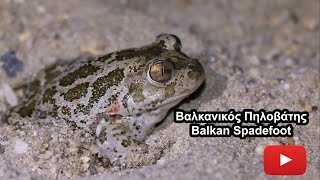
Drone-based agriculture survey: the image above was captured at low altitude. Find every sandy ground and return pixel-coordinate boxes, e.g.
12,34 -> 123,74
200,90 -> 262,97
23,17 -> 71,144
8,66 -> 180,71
0,0 -> 319,179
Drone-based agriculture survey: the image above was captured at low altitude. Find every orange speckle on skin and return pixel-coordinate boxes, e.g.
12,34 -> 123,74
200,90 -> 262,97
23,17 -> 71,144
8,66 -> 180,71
106,103 -> 120,114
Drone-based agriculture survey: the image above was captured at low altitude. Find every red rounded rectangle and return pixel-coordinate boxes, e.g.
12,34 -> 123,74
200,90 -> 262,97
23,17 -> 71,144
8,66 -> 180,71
264,145 -> 306,175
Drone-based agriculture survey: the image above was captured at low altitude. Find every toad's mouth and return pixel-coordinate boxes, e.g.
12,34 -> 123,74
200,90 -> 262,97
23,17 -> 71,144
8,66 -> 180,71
160,77 -> 205,109
149,86 -> 202,112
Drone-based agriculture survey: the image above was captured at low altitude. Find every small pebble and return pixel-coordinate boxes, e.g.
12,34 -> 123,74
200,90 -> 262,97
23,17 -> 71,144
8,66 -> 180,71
89,145 -> 98,154
89,165 -> 98,175
269,11 -> 289,26
51,155 -> 58,163
284,58 -> 295,66
37,5 -> 46,14
19,30 -> 32,42
80,156 -> 91,163
80,47 -> 105,55
255,140 -> 281,155
249,95 -> 259,103
0,83 -> 18,107
209,55 -> 216,62
302,17 -> 319,30
283,83 -> 290,90
14,140 -> 29,154
312,106 -> 318,112
304,103 -> 313,112
156,159 -> 166,165
0,144 -> 5,154
287,137 -> 295,145
248,55 -> 260,65
82,163 -> 90,170
293,136 -> 299,141
42,151 -> 53,160
31,165 -> 39,172
66,147 -> 78,154
255,145 -> 265,156
0,51 -> 24,77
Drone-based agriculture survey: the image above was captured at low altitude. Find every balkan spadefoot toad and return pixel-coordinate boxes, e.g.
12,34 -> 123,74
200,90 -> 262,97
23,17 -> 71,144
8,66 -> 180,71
7,34 -> 205,163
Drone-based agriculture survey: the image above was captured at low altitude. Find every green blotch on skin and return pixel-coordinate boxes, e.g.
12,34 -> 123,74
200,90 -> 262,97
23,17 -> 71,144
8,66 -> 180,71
116,45 -> 163,61
132,139 -> 143,146
108,92 -> 120,105
28,80 -> 41,94
62,82 -> 90,102
89,122 -> 99,134
36,104 -> 59,118
48,105 -> 59,117
129,83 -> 145,102
111,123 -> 130,137
44,64 -> 63,84
91,68 -> 124,103
38,111 -> 48,118
121,139 -> 131,147
17,100 -> 36,118
131,64 -> 144,73
43,86 -> 57,104
173,41 -> 181,52
24,80 -> 41,99
59,64 -> 100,86
96,112 -> 108,120
165,82 -> 176,98
75,104 -> 92,115
96,53 -> 113,62
61,106 -> 71,116
98,127 -> 108,143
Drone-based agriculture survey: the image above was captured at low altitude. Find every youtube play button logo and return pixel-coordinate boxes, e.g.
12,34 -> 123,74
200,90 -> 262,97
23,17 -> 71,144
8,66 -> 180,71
264,145 -> 306,175
280,154 -> 292,166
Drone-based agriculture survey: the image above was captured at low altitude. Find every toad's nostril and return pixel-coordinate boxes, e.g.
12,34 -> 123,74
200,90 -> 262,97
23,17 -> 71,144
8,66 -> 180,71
187,64 -> 200,72
187,61 -> 205,81
187,65 -> 201,79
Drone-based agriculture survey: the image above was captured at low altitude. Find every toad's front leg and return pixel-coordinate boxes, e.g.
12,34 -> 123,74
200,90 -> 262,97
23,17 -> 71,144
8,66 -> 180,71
95,117 -> 150,163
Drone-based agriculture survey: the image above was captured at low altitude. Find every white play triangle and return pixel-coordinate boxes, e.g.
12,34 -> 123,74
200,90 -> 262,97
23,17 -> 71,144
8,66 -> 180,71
280,154 -> 292,166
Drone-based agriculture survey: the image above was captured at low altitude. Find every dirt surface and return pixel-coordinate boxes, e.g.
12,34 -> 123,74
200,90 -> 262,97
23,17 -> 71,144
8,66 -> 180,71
0,0 -> 319,179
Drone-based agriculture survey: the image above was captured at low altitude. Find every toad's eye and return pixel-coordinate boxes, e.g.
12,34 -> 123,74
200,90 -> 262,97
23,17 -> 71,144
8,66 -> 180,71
148,61 -> 173,83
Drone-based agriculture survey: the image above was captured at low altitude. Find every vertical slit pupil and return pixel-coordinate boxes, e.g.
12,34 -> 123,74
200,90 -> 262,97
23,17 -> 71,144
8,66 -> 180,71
161,65 -> 164,78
